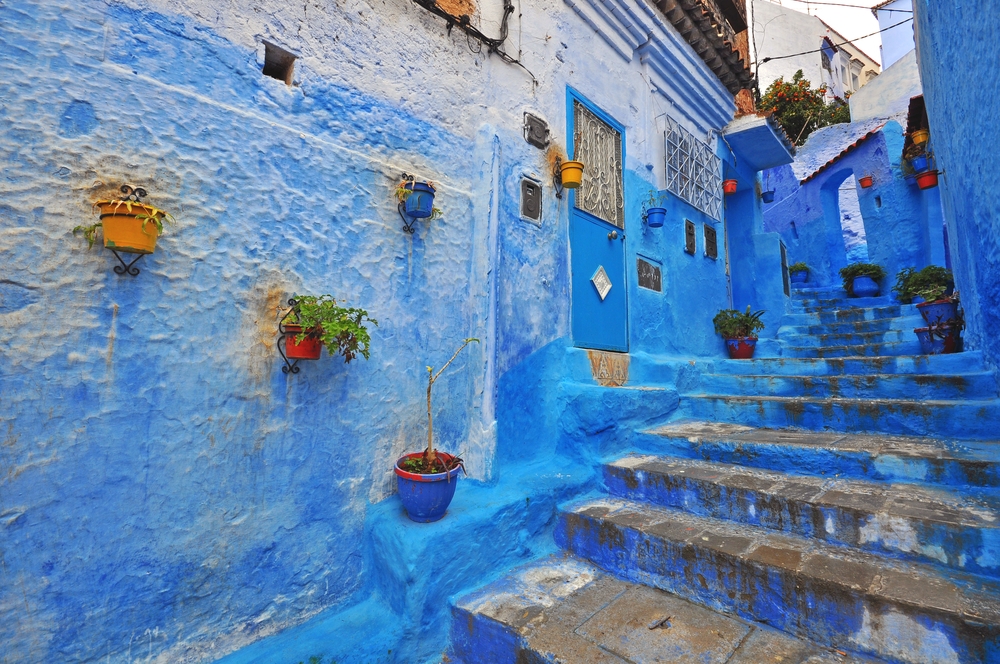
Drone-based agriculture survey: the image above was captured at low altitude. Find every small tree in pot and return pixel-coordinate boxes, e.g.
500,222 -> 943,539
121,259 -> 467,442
713,306 -> 766,359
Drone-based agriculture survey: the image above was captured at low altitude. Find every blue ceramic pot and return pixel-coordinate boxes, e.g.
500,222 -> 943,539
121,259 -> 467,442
645,207 -> 666,228
394,452 -> 461,522
911,155 -> 929,172
917,300 -> 960,325
761,190 -> 775,203
851,275 -> 879,297
790,270 -> 808,284
915,324 -> 962,354
402,182 -> 436,219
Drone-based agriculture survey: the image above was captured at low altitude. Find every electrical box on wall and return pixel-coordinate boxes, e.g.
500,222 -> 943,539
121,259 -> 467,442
521,177 -> 542,223
523,113 -> 550,149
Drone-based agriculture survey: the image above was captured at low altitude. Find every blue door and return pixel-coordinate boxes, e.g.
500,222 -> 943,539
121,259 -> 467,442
569,92 -> 628,351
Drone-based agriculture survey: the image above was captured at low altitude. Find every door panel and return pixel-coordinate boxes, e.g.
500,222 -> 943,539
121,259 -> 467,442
569,93 -> 628,352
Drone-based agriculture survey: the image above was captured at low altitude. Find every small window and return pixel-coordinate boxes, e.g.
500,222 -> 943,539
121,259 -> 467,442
704,224 -> 718,260
263,42 -> 296,85
684,220 -> 696,255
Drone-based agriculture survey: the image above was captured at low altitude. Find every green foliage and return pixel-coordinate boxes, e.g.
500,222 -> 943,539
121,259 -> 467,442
286,295 -> 377,363
713,305 -> 766,339
839,262 -> 887,295
73,200 -> 175,249
644,190 -> 666,209
892,265 -> 953,303
788,262 -> 809,273
760,70 -> 851,145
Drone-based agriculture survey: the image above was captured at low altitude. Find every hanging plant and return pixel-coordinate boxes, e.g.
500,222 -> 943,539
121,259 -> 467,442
74,186 -> 175,255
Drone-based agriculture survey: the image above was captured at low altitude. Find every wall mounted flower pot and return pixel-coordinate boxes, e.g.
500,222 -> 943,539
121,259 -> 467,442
644,207 -> 666,228
761,190 -> 775,203
858,176 -> 874,189
96,201 -> 163,254
402,182 -> 437,219
916,170 -> 939,190
910,155 -> 929,172
915,324 -> 962,354
790,269 -> 809,284
916,299 -> 960,326
560,161 -> 584,189
911,129 -> 930,145
851,275 -> 880,297
283,324 -> 323,360
723,179 -> 738,195
725,337 -> 757,359
394,452 -> 461,522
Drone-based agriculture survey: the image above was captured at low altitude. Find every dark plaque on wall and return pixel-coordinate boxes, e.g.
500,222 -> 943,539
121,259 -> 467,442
637,257 -> 662,292
704,224 -> 718,260
684,219 -> 696,255
521,178 -> 542,222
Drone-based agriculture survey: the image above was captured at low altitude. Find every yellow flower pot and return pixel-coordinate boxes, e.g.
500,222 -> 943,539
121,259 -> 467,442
911,129 -> 929,145
96,201 -> 163,254
560,160 -> 584,189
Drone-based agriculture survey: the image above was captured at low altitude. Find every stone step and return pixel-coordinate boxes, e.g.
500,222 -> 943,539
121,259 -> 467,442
450,555 -> 876,664
556,498 -> 1000,664
783,340 -> 922,358
679,394 -> 1000,440
792,295 -> 895,311
689,372 -> 999,401
636,421 -> 1000,489
782,305 -> 907,326
781,318 -> 905,336
604,455 -> 1000,577
702,352 -> 988,376
779,329 -> 909,348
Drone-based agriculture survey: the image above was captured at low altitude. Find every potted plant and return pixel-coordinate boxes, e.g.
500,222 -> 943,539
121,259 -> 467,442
394,175 -> 443,220
858,175 -> 874,189
839,262 -> 886,297
916,170 -> 939,190
788,261 -> 810,284
394,338 -> 479,522
911,128 -> 930,145
281,295 -> 377,363
723,179 -> 738,195
892,265 -> 953,305
73,186 -> 174,255
713,306 -> 765,359
916,287 -> 960,327
642,191 -> 667,228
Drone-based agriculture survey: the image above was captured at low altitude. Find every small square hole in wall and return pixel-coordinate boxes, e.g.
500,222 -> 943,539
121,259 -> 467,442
262,42 -> 296,85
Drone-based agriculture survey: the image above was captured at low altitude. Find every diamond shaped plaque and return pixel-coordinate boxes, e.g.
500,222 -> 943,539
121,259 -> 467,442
591,265 -> 612,301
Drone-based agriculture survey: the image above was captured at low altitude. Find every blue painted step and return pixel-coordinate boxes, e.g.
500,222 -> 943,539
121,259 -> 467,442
556,498 -> 1000,664
780,329 -> 908,348
688,371 -> 999,400
699,352 -> 988,376
679,394 -> 1000,439
782,339 -> 923,358
604,455 -> 1000,578
634,421 -> 1000,489
783,305 -> 907,326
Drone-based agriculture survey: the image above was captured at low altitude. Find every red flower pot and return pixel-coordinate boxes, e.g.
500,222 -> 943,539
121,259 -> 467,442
723,179 -> 738,195
916,170 -> 939,190
858,176 -> 874,188
725,337 -> 757,359
284,324 -> 322,360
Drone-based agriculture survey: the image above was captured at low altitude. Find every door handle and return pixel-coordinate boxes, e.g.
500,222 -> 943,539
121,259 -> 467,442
608,230 -> 618,240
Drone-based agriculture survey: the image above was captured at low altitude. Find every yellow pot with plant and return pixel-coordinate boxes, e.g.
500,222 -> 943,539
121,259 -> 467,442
74,186 -> 174,255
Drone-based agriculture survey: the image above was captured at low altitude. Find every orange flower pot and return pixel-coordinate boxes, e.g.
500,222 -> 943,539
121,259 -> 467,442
560,161 -> 584,189
911,129 -> 929,145
95,201 -> 163,254
723,179 -> 738,195
916,170 -> 939,190
859,176 -> 874,188
284,325 -> 323,360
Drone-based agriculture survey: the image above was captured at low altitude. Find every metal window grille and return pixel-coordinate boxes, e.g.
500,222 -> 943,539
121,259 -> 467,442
574,101 -> 625,229
664,115 -> 722,221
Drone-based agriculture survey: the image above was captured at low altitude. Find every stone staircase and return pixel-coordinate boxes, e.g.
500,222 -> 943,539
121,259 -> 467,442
449,287 -> 1000,663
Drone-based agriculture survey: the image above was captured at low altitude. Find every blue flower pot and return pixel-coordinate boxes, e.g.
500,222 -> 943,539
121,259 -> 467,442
402,182 -> 436,219
394,452 -> 461,522
761,190 -> 775,204
790,270 -> 808,284
917,300 -> 960,325
911,155 -> 929,172
851,275 -> 879,297
915,325 -> 962,354
645,207 -> 666,228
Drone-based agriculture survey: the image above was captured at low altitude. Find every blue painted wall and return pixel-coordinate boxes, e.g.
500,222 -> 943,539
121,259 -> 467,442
913,0 -> 1000,371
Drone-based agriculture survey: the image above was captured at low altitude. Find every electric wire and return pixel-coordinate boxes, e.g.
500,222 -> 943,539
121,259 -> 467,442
754,16 -> 913,65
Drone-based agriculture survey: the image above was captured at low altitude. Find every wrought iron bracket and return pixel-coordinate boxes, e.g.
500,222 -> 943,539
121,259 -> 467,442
277,298 -> 301,374
109,250 -> 145,276
553,156 -> 564,199
397,202 -> 417,234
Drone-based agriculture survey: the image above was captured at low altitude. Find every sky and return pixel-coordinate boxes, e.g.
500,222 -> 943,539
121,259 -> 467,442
753,0 -> 884,65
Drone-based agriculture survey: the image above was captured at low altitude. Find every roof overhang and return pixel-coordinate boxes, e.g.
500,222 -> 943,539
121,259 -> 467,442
722,113 -> 796,172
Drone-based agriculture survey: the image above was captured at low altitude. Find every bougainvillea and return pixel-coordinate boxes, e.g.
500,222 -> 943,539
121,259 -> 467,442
760,70 -> 851,145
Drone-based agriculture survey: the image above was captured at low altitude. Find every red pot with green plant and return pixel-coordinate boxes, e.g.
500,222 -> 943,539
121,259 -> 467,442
279,295 -> 377,370
713,306 -> 766,359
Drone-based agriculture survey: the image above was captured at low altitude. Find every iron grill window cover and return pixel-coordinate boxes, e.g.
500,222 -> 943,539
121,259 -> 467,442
664,115 -> 722,221
574,101 -> 625,229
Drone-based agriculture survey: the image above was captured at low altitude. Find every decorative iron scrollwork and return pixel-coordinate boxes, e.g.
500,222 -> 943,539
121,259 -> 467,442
277,298 -> 301,374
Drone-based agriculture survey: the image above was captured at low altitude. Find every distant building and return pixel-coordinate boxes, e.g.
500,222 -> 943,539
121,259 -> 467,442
749,0 -> 880,99
873,0 -> 915,69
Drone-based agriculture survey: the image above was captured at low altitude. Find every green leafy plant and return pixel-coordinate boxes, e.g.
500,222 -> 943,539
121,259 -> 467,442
788,261 -> 809,273
399,338 -> 480,475
73,199 -> 175,249
839,262 -> 886,295
644,190 -> 666,209
713,306 -> 766,339
394,177 -> 443,220
892,265 -> 952,303
286,295 -> 377,363
760,70 -> 851,145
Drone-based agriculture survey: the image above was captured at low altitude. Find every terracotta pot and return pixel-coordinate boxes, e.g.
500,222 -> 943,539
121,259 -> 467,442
916,170 -> 939,190
858,176 -> 874,189
725,337 -> 757,359
911,129 -> 929,145
95,201 -> 163,254
560,161 -> 584,189
284,324 -> 323,360
723,179 -> 738,195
